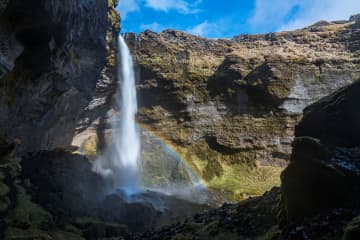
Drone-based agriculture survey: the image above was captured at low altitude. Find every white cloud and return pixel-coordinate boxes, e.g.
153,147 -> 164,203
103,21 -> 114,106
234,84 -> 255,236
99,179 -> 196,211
140,22 -> 167,32
117,0 -> 140,19
249,0 -> 360,32
187,21 -> 222,38
144,0 -> 202,14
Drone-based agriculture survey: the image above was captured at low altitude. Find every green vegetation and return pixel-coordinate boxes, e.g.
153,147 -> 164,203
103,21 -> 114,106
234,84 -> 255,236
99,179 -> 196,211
343,216 -> 360,240
207,164 -> 282,200
83,136 -> 98,156
5,184 -> 53,240
179,142 -> 283,201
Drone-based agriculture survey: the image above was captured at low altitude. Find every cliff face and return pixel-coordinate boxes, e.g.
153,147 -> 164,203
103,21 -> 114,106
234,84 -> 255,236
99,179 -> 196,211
129,18 -> 360,198
0,0 -> 120,153
139,78 -> 360,240
280,81 -> 360,222
0,1 -> 123,239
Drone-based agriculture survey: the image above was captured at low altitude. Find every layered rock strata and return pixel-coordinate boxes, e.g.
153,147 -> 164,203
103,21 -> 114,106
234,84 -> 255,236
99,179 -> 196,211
128,17 -> 360,197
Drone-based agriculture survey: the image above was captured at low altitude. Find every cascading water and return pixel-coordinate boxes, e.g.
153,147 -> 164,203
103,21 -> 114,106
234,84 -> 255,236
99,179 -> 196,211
93,35 -> 141,195
116,35 -> 141,193
93,34 -> 212,205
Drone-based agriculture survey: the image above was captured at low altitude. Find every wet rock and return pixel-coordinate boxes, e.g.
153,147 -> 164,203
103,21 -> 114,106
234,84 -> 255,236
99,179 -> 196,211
22,150 -> 107,221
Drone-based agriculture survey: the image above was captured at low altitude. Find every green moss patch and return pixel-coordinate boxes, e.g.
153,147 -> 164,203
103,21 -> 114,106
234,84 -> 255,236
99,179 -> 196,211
343,216 -> 360,240
5,184 -> 53,239
207,164 -> 282,200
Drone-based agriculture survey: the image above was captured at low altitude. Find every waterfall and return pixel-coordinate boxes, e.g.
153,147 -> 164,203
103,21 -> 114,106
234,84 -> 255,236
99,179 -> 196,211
116,35 -> 141,193
93,35 -> 141,195
93,34 -> 210,204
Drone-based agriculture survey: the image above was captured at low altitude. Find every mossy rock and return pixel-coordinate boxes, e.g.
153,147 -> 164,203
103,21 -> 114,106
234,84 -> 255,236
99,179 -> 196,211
5,227 -> 52,240
343,216 -> 360,240
0,196 -> 10,213
203,157 -> 223,181
255,225 -> 281,240
82,136 -> 98,156
5,185 -> 53,230
0,181 -> 10,196
75,217 -> 128,239
50,230 -> 85,240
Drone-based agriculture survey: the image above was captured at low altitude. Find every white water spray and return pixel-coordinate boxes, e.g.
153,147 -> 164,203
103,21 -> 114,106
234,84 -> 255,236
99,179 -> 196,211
116,35 -> 141,193
92,35 -> 212,205
93,35 -> 141,195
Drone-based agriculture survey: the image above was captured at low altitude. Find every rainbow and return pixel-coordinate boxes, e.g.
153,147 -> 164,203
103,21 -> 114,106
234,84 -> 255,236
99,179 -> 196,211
138,123 -> 207,188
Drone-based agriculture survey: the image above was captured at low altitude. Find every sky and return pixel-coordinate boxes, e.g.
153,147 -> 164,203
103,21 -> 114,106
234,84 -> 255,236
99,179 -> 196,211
117,0 -> 360,38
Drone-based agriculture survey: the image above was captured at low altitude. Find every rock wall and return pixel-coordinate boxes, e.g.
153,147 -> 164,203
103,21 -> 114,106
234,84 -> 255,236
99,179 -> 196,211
139,80 -> 360,240
0,0 -> 120,153
280,80 -> 360,221
128,18 -> 360,198
0,0 -> 123,238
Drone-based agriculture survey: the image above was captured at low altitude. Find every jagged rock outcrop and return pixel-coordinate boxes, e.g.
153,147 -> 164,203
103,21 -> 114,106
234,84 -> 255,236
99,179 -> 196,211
296,81 -> 360,147
128,17 -> 360,198
280,81 -> 360,223
0,0 -> 120,153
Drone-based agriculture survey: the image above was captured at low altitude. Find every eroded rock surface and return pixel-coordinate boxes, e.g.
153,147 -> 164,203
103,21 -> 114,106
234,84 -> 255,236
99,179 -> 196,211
139,78 -> 360,240
127,18 -> 360,197
0,0 -> 120,153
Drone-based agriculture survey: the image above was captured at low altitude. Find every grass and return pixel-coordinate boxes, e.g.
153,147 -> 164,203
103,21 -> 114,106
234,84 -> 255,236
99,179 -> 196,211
207,163 -> 282,201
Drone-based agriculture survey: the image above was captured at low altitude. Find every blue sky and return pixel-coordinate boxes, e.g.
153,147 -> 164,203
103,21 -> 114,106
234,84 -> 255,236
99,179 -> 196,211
118,0 -> 360,38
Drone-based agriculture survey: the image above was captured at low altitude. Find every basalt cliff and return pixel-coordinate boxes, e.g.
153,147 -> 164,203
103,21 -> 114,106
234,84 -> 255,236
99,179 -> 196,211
128,17 -> 360,198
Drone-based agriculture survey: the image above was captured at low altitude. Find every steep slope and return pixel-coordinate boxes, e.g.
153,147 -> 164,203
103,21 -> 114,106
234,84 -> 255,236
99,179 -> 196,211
129,16 -> 360,198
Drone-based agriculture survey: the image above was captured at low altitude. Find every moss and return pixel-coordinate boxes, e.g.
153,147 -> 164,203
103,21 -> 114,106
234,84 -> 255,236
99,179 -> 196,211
5,184 -> 53,231
203,157 -> 223,181
255,225 -> 281,240
5,227 -> 52,240
83,136 -> 98,156
75,217 -> 128,239
208,164 -> 282,201
0,181 -> 10,196
50,230 -> 85,240
175,141 -> 283,201
0,196 -> 10,212
342,216 -> 360,240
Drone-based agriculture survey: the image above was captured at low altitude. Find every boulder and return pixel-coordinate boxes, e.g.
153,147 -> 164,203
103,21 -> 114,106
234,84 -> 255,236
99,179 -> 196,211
281,81 -> 360,222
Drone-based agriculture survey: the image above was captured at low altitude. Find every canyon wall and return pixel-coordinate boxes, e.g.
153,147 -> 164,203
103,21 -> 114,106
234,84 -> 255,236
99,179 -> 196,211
0,1 -> 122,239
139,77 -> 360,240
129,17 -> 360,198
0,0 -> 120,153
